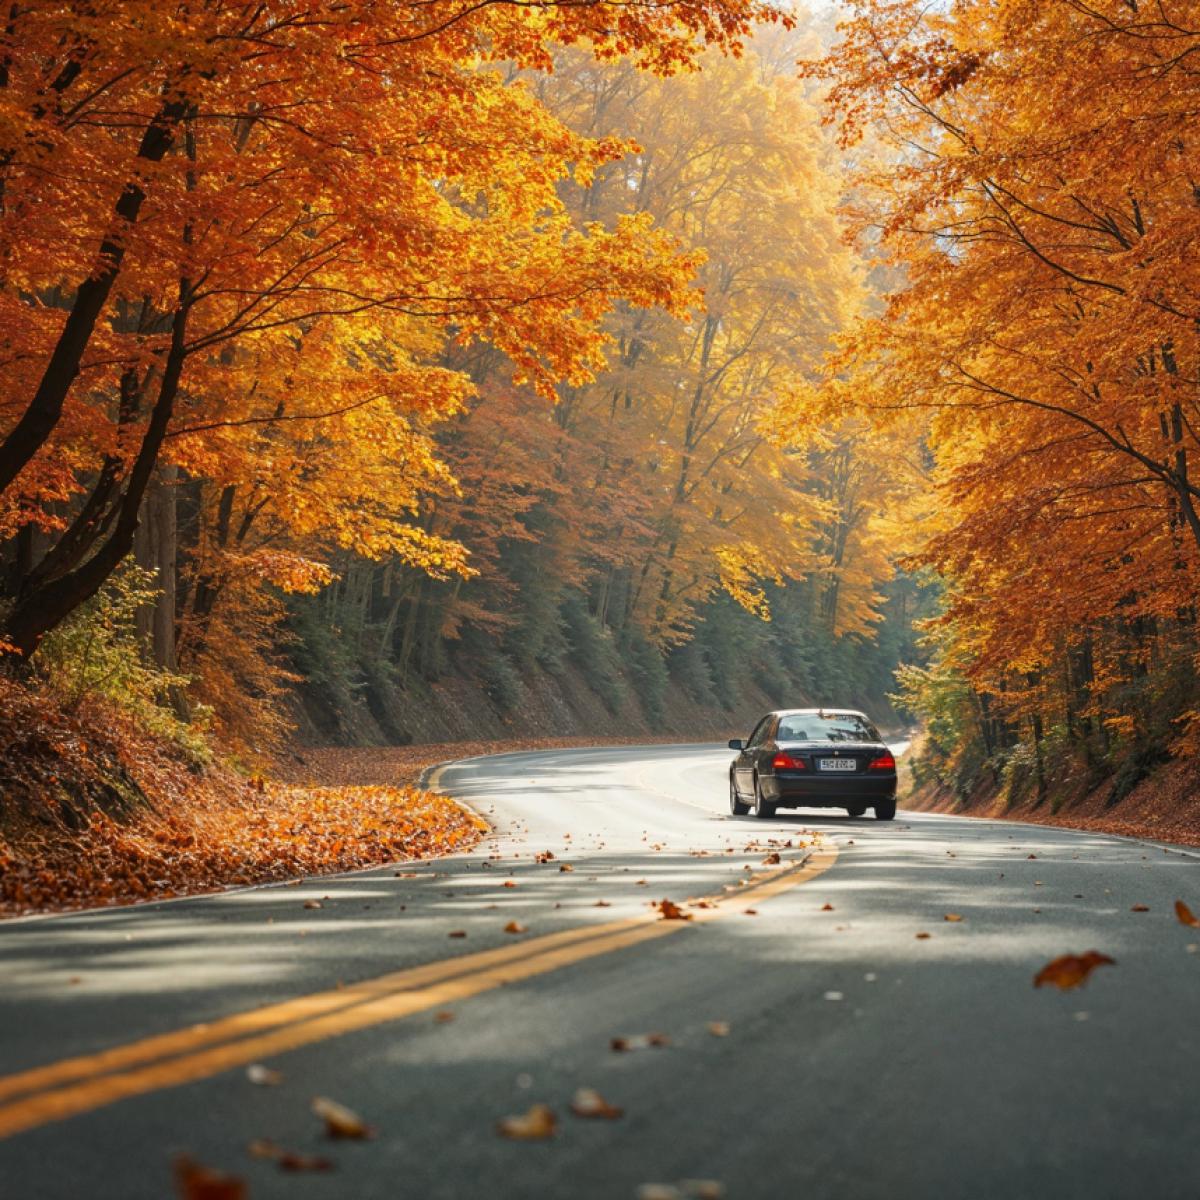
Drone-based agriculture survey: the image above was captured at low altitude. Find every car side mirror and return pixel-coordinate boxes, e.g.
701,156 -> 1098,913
728,738 -> 744,750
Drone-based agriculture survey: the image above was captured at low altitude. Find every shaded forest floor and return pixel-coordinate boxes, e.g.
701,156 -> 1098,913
904,747 -> 1200,850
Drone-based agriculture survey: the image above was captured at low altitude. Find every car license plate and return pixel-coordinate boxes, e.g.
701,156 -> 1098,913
818,758 -> 856,772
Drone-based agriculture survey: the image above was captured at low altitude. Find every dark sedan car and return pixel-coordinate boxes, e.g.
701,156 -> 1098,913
728,708 -> 897,821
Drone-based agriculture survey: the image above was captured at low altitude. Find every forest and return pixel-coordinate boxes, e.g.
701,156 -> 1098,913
3,0 -> 1200,908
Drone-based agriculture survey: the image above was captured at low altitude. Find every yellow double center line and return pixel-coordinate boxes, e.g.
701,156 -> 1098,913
0,845 -> 836,1140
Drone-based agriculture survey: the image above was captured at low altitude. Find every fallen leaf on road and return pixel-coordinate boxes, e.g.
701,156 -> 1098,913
1033,951 -> 1116,990
820,903 -> 834,912
312,1096 -> 375,1140
173,1156 -> 247,1200
503,921 -> 527,934
915,932 -> 931,939
707,1021 -> 730,1037
248,1140 -> 334,1172
559,864 -> 574,873
570,1088 -> 624,1119
535,851 -> 555,864
303,900 -> 322,910
497,1103 -> 557,1140
448,930 -> 467,938
1176,899 -> 1200,927
611,1032 -> 670,1052
594,900 -> 611,907
638,1183 -> 725,1200
246,1064 -> 283,1086
1130,904 -> 1149,912
943,913 -> 964,923
744,909 -> 757,916
502,880 -> 517,888
434,1010 -> 455,1023
655,899 -> 692,921
1027,854 -> 1037,860
761,852 -> 781,865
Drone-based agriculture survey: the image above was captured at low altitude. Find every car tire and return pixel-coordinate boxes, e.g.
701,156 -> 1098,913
753,775 -> 777,820
874,799 -> 897,821
846,805 -> 866,818
730,774 -> 750,816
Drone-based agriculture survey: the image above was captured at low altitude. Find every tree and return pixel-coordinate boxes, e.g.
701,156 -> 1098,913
810,0 -> 1200,779
2,0 -> 781,663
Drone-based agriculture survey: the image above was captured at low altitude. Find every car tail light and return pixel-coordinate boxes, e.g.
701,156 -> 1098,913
869,752 -> 896,771
772,752 -> 805,770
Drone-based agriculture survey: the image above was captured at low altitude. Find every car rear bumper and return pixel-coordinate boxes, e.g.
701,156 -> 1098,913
765,772 -> 896,805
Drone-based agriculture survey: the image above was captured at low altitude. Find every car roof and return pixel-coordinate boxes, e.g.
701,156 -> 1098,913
773,708 -> 870,719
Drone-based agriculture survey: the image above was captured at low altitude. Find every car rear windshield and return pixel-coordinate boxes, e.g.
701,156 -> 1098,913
777,713 -> 880,742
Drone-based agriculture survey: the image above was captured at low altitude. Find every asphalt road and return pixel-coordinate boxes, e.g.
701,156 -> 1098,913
1,742 -> 1198,1200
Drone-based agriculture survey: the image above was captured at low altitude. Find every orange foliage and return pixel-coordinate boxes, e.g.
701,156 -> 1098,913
809,0 -> 1200,769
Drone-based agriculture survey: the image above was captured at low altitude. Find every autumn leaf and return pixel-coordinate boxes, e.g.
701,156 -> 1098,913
761,852 -> 781,865
497,1103 -> 557,1140
173,1156 -> 247,1200
943,913 -> 963,923
503,920 -> 528,934
655,899 -> 692,921
248,1140 -> 334,1172
1033,952 -> 1116,991
1175,900 -> 1200,928
311,1096 -> 375,1140
707,1021 -> 730,1037
820,903 -> 834,912
559,863 -> 574,873
611,1032 -> 670,1052
1130,904 -> 1149,913
637,1182 -> 725,1200
570,1088 -> 624,1119
915,932 -> 931,939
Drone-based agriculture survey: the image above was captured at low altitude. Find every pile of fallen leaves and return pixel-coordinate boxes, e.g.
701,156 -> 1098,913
0,678 -> 485,918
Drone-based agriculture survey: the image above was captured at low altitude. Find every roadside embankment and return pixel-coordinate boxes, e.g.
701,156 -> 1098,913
0,678 -> 485,919
902,736 -> 1200,849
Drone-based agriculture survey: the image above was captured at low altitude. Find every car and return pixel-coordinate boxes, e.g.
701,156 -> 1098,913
728,708 -> 897,821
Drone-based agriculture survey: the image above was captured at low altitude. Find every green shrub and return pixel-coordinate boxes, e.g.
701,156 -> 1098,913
626,631 -> 668,726
669,640 -> 717,706
561,592 -> 627,714
33,565 -> 210,762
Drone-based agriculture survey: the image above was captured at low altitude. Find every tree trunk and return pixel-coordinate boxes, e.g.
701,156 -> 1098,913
0,98 -> 191,496
2,294 -> 190,658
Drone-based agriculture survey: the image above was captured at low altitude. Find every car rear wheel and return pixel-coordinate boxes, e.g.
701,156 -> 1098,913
874,800 -> 897,821
846,805 -> 866,818
753,775 -> 777,820
730,774 -> 750,816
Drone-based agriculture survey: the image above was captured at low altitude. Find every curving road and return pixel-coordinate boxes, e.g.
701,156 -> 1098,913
1,742 -> 1198,1199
